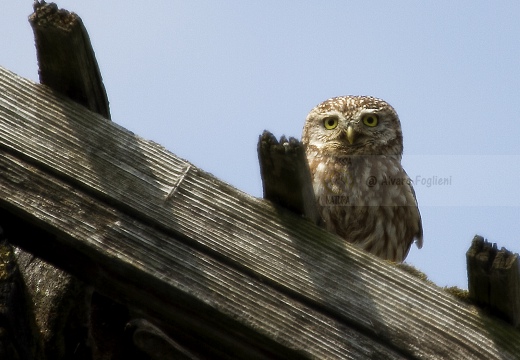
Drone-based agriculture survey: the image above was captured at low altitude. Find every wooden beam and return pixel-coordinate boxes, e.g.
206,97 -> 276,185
29,1 -> 111,119
0,146 -> 395,359
467,235 -> 520,327
0,66 -> 520,358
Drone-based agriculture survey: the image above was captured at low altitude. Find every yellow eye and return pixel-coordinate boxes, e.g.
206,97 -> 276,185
362,114 -> 379,127
323,116 -> 339,130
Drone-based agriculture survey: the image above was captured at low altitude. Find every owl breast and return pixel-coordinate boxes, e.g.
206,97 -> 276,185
302,95 -> 422,262
308,151 -> 421,262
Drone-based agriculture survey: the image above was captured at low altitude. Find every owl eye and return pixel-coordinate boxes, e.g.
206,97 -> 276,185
323,116 -> 339,130
362,114 -> 379,127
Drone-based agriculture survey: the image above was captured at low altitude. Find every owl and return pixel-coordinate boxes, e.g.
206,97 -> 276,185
302,96 -> 422,262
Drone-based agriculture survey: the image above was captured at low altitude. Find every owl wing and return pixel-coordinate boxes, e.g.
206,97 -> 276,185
404,169 -> 423,249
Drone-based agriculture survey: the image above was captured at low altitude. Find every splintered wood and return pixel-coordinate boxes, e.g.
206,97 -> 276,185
467,235 -> 520,328
29,1 -> 110,119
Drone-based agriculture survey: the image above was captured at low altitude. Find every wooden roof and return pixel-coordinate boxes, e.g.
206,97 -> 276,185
0,65 -> 519,359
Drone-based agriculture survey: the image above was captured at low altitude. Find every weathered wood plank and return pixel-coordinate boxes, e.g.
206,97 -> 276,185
0,66 -> 519,358
0,149 -> 404,359
467,235 -> 520,327
29,1 -> 110,119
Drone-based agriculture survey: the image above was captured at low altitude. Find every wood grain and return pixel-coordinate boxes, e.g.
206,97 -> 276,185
0,66 -> 519,359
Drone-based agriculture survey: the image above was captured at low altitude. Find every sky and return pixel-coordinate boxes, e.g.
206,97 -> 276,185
2,1 -> 520,290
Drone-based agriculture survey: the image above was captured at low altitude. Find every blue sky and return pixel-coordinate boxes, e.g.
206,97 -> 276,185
2,1 -> 520,289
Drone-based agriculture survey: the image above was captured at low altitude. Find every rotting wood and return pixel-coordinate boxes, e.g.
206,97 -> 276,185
29,1 -> 110,119
0,238 -> 44,360
467,235 -> 520,328
0,67 -> 520,358
257,131 -> 321,225
14,247 -> 94,359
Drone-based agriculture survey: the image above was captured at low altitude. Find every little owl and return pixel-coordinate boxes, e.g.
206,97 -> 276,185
302,96 -> 422,262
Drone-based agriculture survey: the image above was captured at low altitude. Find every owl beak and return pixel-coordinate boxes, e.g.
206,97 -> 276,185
346,126 -> 355,145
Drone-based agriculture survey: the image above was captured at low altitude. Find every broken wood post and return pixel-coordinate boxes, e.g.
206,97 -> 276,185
257,131 -> 321,225
29,1 -> 110,119
467,235 -> 520,327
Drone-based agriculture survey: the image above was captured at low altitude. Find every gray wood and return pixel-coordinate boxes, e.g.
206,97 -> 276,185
467,235 -> 520,327
29,1 -> 110,119
0,141 -> 402,359
0,66 -> 520,358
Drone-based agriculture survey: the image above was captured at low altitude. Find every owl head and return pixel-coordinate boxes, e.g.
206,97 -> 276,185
301,96 -> 404,157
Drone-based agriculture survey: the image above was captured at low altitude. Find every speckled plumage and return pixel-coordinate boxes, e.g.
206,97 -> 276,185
302,96 -> 422,262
